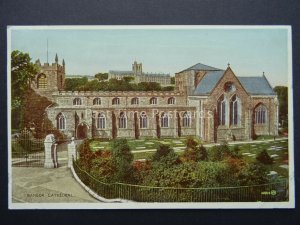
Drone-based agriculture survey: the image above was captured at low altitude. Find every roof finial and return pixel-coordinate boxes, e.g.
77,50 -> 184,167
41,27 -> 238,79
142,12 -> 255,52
227,63 -> 230,68
62,59 -> 65,67
55,53 -> 58,63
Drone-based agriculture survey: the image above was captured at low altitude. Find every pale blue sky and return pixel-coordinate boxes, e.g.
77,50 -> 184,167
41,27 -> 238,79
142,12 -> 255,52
10,27 -> 290,86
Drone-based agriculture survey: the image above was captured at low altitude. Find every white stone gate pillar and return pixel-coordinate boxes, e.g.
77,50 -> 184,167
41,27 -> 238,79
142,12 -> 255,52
68,137 -> 77,168
44,134 -> 56,168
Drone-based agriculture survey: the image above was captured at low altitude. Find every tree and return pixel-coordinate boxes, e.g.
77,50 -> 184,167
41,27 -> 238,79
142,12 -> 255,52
170,77 -> 175,84
111,139 -> 134,182
274,86 -> 288,128
11,50 -> 39,129
256,149 -> 273,165
64,77 -> 88,91
95,72 -> 108,81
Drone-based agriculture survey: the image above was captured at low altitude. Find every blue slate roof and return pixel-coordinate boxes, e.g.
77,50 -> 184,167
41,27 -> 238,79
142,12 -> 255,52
193,70 -> 225,95
237,76 -> 276,95
180,63 -> 222,73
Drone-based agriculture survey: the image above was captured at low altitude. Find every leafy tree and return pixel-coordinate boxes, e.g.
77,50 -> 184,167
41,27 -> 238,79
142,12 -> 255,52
170,77 -> 175,84
162,86 -> 175,91
111,139 -> 134,182
11,50 -> 39,129
256,149 -> 273,165
64,77 -> 88,91
95,72 -> 108,81
274,86 -> 288,128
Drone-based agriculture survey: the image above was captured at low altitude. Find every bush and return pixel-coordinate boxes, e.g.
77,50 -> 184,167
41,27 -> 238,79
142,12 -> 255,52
181,144 -> 208,162
236,162 -> 269,185
111,139 -> 134,182
152,144 -> 180,166
256,149 -> 273,165
208,144 -> 231,161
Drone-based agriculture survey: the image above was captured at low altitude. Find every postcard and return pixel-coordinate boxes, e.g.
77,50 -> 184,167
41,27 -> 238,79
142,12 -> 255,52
7,25 -> 294,209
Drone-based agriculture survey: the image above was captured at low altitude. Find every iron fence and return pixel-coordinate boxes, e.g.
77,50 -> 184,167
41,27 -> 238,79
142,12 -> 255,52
11,129 -> 45,167
73,160 -> 289,202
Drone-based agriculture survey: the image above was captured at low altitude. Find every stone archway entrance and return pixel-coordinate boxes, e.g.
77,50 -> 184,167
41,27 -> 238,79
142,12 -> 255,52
77,123 -> 88,139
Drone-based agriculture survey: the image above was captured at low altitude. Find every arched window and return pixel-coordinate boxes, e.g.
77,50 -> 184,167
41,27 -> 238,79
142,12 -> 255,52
56,113 -> 66,130
182,112 -> 191,127
150,97 -> 157,105
97,112 -> 106,129
255,104 -> 267,124
131,97 -> 139,105
217,95 -> 227,126
93,98 -> 101,105
167,97 -> 175,104
73,98 -> 82,105
160,112 -> 169,128
37,74 -> 47,89
140,112 -> 147,128
112,97 -> 120,105
230,94 -> 240,126
119,112 -> 127,128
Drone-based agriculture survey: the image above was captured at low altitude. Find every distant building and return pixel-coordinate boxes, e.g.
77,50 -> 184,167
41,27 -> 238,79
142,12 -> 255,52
108,61 -> 171,86
32,56 -> 278,143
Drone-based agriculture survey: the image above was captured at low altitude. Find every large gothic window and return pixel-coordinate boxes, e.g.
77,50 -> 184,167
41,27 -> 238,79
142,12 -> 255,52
131,97 -> 139,105
112,97 -> 120,105
150,97 -> 157,105
119,112 -> 127,128
93,98 -> 101,105
97,113 -> 106,129
56,113 -> 66,130
167,97 -> 175,104
140,112 -> 148,128
160,112 -> 169,128
37,74 -> 47,89
73,98 -> 82,105
255,104 -> 267,124
217,94 -> 227,125
230,94 -> 240,126
182,112 -> 191,127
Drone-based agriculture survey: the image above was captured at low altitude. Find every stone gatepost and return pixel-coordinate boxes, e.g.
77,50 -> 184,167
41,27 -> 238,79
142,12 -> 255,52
68,137 -> 77,168
53,143 -> 58,168
44,134 -> 56,168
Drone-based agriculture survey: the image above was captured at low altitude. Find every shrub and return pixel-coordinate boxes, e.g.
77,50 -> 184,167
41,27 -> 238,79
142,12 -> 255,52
256,149 -> 273,165
194,161 -> 234,187
236,162 -> 269,185
208,144 -> 231,161
111,139 -> 134,182
181,144 -> 208,162
152,144 -> 180,166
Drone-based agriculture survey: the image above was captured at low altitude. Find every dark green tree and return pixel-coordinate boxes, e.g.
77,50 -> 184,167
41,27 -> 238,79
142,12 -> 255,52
111,139 -> 134,182
170,77 -> 175,84
274,86 -> 288,128
256,149 -> 273,165
11,50 -> 39,129
64,77 -> 88,91
95,72 -> 108,81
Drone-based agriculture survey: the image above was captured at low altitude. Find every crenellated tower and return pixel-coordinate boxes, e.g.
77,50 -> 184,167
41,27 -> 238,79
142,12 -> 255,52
32,54 -> 65,100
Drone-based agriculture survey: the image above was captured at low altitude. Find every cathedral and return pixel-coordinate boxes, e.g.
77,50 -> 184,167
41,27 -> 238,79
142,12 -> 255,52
32,55 -> 278,143
108,61 -> 171,85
